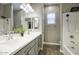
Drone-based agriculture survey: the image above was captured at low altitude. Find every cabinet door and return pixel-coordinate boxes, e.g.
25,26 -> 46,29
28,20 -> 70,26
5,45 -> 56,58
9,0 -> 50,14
27,45 -> 36,55
35,39 -> 39,55
38,35 -> 42,50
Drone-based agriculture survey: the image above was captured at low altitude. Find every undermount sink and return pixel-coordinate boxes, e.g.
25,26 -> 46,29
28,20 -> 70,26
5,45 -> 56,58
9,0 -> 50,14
0,31 -> 38,43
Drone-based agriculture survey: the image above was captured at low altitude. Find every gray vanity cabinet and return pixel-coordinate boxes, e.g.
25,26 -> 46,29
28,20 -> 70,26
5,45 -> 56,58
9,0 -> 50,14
15,35 -> 42,55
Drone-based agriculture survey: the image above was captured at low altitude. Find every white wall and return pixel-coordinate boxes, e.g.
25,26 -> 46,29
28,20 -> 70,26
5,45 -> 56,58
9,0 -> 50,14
3,4 -> 12,18
0,5 -> 4,16
14,10 -> 21,28
3,4 -> 13,31
0,4 -> 13,34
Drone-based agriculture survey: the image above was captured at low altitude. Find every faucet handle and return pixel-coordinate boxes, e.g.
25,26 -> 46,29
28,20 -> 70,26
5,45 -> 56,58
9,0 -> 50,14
70,35 -> 74,39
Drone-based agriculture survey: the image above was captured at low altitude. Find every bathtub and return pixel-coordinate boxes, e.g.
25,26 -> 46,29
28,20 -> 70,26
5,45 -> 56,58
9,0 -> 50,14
63,44 -> 79,55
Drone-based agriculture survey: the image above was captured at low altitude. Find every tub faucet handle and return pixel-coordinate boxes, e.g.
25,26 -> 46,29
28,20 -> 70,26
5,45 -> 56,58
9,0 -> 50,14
70,35 -> 74,39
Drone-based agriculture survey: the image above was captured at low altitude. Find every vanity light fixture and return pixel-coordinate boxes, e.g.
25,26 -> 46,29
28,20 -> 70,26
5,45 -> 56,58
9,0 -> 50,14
20,4 -> 29,13
20,3 -> 34,13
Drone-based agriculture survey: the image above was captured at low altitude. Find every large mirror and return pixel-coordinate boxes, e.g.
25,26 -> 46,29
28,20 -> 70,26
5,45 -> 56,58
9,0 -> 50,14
24,17 -> 39,30
0,3 -> 40,35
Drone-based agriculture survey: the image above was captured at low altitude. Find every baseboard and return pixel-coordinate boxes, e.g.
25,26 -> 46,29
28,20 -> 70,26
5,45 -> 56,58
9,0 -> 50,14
43,42 -> 60,46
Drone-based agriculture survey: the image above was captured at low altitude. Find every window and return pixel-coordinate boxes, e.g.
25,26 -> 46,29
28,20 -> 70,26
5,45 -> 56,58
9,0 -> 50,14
47,13 -> 56,24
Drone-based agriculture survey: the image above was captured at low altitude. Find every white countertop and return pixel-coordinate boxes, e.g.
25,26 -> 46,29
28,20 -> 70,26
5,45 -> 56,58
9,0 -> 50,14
0,31 -> 41,55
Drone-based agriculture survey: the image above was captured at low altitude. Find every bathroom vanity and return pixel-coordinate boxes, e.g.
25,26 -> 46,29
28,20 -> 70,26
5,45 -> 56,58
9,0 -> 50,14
0,31 -> 42,55
14,32 -> 42,55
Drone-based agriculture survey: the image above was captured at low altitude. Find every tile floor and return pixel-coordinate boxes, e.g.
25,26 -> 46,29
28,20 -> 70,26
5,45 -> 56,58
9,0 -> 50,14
39,44 -> 63,55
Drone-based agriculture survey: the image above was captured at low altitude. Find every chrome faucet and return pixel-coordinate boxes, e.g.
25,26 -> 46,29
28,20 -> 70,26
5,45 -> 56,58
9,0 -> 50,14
7,31 -> 13,40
